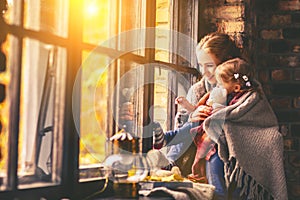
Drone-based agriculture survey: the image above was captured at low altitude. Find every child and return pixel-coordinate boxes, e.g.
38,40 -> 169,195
202,58 -> 287,200
153,82 -> 228,182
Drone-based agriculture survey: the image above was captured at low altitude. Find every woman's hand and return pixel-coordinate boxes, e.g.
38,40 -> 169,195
175,96 -> 196,112
190,105 -> 212,122
190,92 -> 212,122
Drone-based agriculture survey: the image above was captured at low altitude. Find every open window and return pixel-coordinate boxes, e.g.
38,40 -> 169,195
0,0 -> 199,198
78,0 -> 200,182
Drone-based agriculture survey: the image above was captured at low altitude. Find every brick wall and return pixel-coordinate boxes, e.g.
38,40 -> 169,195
199,0 -> 300,199
255,1 -> 300,199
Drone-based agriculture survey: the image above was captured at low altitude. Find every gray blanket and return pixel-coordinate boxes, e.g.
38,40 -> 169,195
203,90 -> 288,200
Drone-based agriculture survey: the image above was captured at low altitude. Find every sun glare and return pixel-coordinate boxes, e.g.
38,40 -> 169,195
84,2 -> 99,17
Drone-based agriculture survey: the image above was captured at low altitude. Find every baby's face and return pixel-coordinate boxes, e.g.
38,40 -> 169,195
216,73 -> 238,94
206,86 -> 227,107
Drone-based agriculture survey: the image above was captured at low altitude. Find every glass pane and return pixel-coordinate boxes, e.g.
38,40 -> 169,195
79,50 -> 109,180
24,0 -> 69,37
153,67 -> 169,131
18,38 -> 66,188
79,55 -> 147,180
155,0 -> 170,62
153,67 -> 194,130
3,0 -> 22,26
83,0 -> 116,45
119,0 -> 146,56
115,61 -> 145,139
0,33 -> 14,191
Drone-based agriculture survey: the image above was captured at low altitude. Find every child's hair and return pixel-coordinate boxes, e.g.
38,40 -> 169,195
215,58 -> 260,93
196,32 -> 241,65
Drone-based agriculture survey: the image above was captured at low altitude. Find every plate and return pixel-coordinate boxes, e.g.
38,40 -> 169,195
139,181 -> 193,190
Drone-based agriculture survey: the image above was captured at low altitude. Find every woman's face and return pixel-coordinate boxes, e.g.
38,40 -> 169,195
196,50 -> 220,85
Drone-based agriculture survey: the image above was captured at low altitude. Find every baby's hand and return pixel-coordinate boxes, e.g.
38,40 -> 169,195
175,96 -> 186,104
175,96 -> 196,112
110,130 -> 133,141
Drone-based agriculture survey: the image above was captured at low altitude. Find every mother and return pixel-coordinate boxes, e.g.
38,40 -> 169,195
170,32 -> 242,199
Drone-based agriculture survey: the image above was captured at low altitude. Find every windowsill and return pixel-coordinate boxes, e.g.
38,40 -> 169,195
80,176 -> 106,183
18,182 -> 58,189
79,163 -> 105,182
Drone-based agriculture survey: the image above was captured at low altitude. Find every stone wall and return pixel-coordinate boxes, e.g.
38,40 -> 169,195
199,0 -> 300,199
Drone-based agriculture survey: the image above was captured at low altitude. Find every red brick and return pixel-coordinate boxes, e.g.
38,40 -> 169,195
293,45 -> 300,53
291,184 -> 300,198
294,97 -> 300,108
284,138 -> 299,151
262,55 -> 300,67
260,29 -> 283,39
271,14 -> 292,26
270,97 -> 291,109
225,0 -> 243,3
271,69 -> 291,81
216,5 -> 245,20
268,55 -> 300,67
218,21 -> 244,33
295,70 -> 300,80
289,154 -> 300,168
278,0 -> 300,11
203,8 -> 215,21
284,56 -> 299,67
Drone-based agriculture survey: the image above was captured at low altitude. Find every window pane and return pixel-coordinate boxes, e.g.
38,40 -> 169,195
153,67 -> 195,130
18,38 -> 66,188
3,0 -> 22,26
153,67 -> 169,130
115,61 -> 145,140
155,0 -> 170,62
83,0 -> 116,45
79,54 -> 148,180
119,0 -> 146,56
79,51 -> 109,180
0,34 -> 14,191
24,0 -> 69,37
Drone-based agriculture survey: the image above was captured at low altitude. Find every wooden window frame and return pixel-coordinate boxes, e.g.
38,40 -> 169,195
0,0 -> 199,199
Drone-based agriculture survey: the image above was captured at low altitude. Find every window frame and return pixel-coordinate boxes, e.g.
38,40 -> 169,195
0,0 -> 200,199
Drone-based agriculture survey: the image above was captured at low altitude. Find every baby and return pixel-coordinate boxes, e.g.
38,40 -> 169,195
152,86 -> 228,181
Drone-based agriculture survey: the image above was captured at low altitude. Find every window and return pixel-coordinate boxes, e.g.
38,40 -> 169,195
78,0 -> 200,180
0,0 -> 199,198
1,0 -> 68,191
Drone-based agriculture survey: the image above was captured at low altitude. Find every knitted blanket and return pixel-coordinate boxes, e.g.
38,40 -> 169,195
203,90 -> 288,200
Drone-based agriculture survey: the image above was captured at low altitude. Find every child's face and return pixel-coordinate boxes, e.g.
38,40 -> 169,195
216,76 -> 240,94
196,50 -> 220,85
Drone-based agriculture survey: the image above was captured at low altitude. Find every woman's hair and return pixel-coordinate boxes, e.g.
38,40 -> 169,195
215,58 -> 260,93
196,32 -> 241,65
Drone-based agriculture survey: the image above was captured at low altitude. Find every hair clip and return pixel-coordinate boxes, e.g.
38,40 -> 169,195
245,81 -> 251,87
234,73 -> 239,79
242,75 -> 249,82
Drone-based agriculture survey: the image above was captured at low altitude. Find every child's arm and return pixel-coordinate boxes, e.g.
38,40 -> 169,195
175,96 -> 197,112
